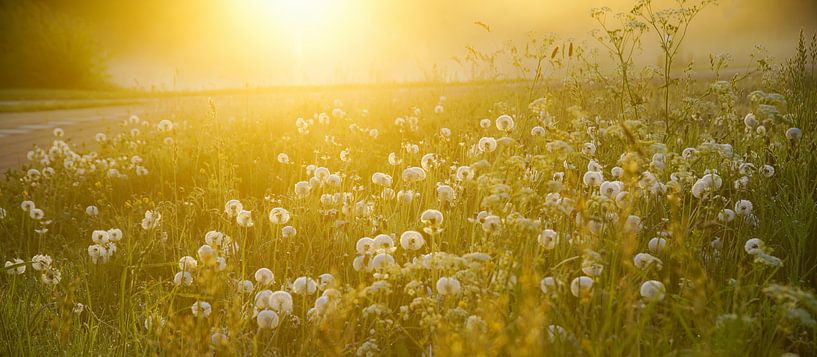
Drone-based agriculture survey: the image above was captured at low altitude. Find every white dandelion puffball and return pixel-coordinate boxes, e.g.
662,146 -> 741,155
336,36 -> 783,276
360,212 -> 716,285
436,277 -> 462,295
785,127 -> 802,141
479,118 -> 492,129
399,231 -> 425,251
269,207 -> 291,225
5,258 -> 26,275
268,291 -> 293,314
477,137 -> 498,153
744,238 -> 765,254
294,181 -> 311,197
281,225 -> 297,238
179,256 -> 198,271
31,254 -> 52,271
91,230 -> 110,244
372,234 -> 395,252
256,309 -> 280,329
21,200 -> 35,212
29,208 -> 44,220
633,253 -> 663,270
277,153 -> 290,164
583,171 -> 603,187
292,276 -> 318,295
85,205 -> 99,216
420,209 -> 443,226
538,229 -> 559,250
369,253 -> 395,270
173,271 -> 193,286
191,301 -> 212,318
255,268 -> 274,286
734,200 -> 753,216
224,199 -> 243,218
648,237 -> 667,253
540,276 -> 559,294
197,244 -> 218,265
640,280 -> 666,302
107,228 -> 123,242
570,276 -> 593,298
356,237 -> 375,255
318,273 -> 335,289
236,210 -> 254,227
495,114 -> 515,131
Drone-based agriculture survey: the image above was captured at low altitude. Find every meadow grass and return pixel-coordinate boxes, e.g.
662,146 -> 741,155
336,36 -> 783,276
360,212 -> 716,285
1,5 -> 817,357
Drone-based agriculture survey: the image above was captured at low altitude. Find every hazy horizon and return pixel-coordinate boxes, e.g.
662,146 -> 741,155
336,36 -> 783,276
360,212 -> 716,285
8,0 -> 817,89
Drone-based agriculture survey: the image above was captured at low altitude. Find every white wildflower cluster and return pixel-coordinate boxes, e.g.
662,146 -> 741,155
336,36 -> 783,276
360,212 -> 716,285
87,228 -> 123,264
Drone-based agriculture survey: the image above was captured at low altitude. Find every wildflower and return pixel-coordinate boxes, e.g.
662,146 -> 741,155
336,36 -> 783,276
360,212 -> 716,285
191,301 -> 212,318
402,167 -> 427,182
400,231 -> 425,251
369,253 -> 395,270
760,165 -> 775,177
538,229 -> 559,250
269,207 -> 291,225
356,237 -> 375,255
224,199 -> 243,218
173,271 -> 193,286
85,205 -> 99,216
481,215 -> 501,233
282,225 -> 297,238
157,119 -> 173,132
648,237 -> 667,253
477,137 -> 498,153
479,118 -> 492,129
540,276 -> 560,294
277,153 -> 290,164
734,200 -> 753,216
29,208 -> 44,220
268,291 -> 293,314
420,209 -> 443,226
583,171 -> 603,187
91,230 -> 110,244
197,244 -> 218,265
40,268 -> 61,285
570,276 -> 593,298
292,277 -> 318,295
640,280 -> 666,302
691,173 -> 722,199
743,113 -> 757,127
294,181 -> 311,197
495,114 -> 515,131
785,127 -> 802,141
318,273 -> 335,290
372,234 -> 396,253
31,255 -> 52,271
633,253 -> 663,270
436,277 -> 462,295
141,210 -> 161,230
437,185 -> 456,202
718,209 -> 736,222
238,280 -> 254,293
256,309 -> 280,329
371,172 -> 393,187
4,258 -> 25,275
179,256 -> 198,271
236,210 -> 254,227
582,142 -> 597,156
255,268 -> 274,286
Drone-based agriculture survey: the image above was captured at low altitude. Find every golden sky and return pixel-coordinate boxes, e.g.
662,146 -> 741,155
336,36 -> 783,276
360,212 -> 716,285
42,0 -> 817,89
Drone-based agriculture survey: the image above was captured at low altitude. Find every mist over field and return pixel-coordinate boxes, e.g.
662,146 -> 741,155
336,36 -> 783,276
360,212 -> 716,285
1,0 -> 815,89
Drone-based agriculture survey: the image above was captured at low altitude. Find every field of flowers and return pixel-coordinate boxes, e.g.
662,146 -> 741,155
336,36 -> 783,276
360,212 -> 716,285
2,8 -> 817,357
